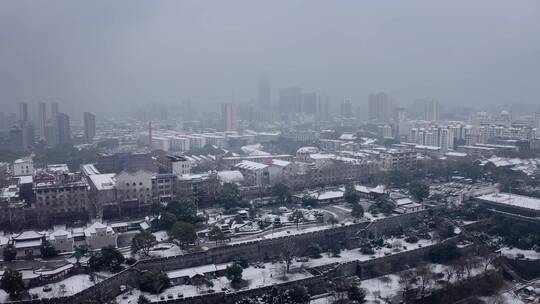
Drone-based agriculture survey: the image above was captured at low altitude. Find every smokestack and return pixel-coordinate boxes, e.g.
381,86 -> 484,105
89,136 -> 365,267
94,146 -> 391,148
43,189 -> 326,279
148,121 -> 152,149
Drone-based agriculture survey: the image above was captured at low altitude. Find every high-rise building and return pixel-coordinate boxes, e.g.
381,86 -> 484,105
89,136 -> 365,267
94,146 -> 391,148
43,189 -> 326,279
45,120 -> 58,146
1,113 -> 17,136
340,99 -> 353,118
8,123 -> 33,151
317,95 -> 331,121
51,102 -> 59,121
535,107 -> 540,129
84,112 -> 96,143
18,102 -> 29,123
37,102 -> 47,139
393,107 -> 406,123
9,127 -> 24,151
181,100 -> 192,120
220,103 -> 236,131
368,92 -> 391,122
0,112 -> 5,134
279,87 -> 302,113
410,126 -> 455,151
378,125 -> 393,138
423,99 -> 439,121
302,92 -> 317,115
57,112 -> 71,145
258,76 -> 271,110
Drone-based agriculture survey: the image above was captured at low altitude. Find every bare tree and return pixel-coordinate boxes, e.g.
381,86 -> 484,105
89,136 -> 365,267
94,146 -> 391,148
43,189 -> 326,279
281,238 -> 297,273
398,269 -> 416,299
330,278 -> 351,303
478,247 -> 499,275
443,265 -> 455,286
463,257 -> 479,279
451,260 -> 465,283
417,264 -> 435,300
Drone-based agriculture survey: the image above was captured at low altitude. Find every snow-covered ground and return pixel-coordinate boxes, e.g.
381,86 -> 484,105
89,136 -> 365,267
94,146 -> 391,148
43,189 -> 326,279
500,247 -> 540,260
480,293 -> 527,304
115,262 -> 312,303
359,261 -> 494,303
302,236 -> 435,269
28,274 -> 95,299
0,290 -> 9,303
361,274 -> 402,302
152,231 -> 169,242
149,243 -> 183,258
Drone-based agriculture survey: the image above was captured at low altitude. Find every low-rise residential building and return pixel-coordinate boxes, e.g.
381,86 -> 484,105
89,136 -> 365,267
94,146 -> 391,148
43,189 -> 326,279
34,174 -> 90,225
234,160 -> 283,186
13,158 -> 34,176
115,170 -> 153,213
380,149 -> 417,171
152,173 -> 177,203
220,154 -> 293,170
157,155 -> 192,175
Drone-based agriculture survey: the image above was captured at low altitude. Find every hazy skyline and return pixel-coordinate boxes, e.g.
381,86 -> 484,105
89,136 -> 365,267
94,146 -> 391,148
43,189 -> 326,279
1,0 -> 539,116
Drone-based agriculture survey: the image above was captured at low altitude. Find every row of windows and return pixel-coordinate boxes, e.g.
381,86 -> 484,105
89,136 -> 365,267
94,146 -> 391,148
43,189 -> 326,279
40,194 -> 86,199
40,200 -> 85,206
37,188 -> 87,194
39,207 -> 86,214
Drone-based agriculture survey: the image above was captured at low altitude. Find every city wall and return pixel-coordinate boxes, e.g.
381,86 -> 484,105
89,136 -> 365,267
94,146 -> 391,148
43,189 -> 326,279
7,210 -> 428,304
136,210 -> 427,272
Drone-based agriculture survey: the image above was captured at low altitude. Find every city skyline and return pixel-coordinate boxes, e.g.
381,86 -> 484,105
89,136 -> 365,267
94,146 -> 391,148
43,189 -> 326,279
0,1 -> 539,116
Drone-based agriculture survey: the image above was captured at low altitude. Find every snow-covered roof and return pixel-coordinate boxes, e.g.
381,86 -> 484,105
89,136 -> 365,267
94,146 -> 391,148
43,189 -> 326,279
14,239 -> 42,248
445,152 -> 467,157
17,175 -> 34,184
167,263 -> 228,279
309,153 -> 335,160
49,229 -> 72,240
477,193 -> 540,211
0,185 -> 19,199
47,164 -> 70,174
296,147 -> 320,154
217,170 -> 244,183
241,144 -> 270,156
355,184 -> 385,194
84,222 -> 113,236
81,164 -> 101,176
235,160 -> 268,171
271,159 -> 291,167
339,133 -> 357,140
34,264 -> 74,276
395,198 -> 414,206
14,158 -> 32,164
316,190 -> 344,200
13,230 -> 43,241
89,174 -> 116,191
0,236 -> 9,246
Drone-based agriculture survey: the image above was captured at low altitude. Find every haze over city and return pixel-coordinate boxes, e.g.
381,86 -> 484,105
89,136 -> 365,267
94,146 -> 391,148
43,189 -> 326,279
1,0 -> 540,116
2,2 -> 540,304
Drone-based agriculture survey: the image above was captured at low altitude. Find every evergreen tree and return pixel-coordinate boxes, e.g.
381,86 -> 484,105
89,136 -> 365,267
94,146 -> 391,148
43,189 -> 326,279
226,262 -> 244,284
0,269 -> 25,298
131,231 -> 157,256
171,221 -> 197,248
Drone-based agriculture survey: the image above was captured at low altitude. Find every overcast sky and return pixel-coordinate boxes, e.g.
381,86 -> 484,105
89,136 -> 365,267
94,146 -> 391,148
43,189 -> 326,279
1,0 -> 539,116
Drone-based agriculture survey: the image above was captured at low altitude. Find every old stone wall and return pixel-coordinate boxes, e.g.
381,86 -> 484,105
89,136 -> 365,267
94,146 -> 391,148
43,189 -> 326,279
6,210 -> 429,304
